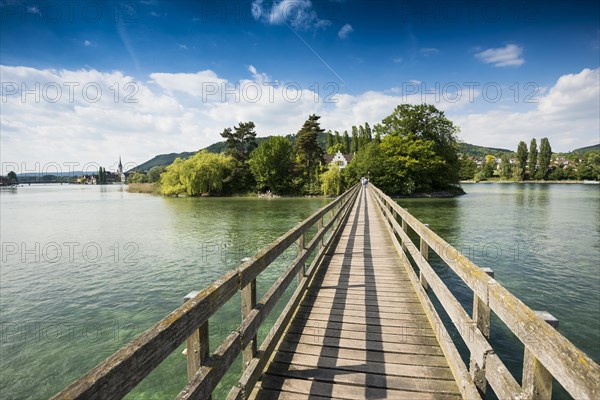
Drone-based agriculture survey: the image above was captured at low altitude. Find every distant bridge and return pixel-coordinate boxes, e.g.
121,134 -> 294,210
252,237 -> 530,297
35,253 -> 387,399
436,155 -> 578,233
53,185 -> 599,399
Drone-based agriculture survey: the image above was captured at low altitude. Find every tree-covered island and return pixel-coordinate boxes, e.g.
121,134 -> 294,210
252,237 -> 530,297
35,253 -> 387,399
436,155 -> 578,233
129,104 -> 465,197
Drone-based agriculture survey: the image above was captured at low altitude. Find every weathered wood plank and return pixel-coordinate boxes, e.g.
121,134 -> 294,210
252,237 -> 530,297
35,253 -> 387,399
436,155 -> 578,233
265,361 -> 460,394
370,188 -> 481,400
259,376 -> 462,400
270,350 -> 455,380
231,186 -> 361,399
489,280 -> 600,399
237,185 -> 358,287
288,318 -> 437,338
285,323 -> 441,346
276,341 -> 449,367
177,331 -> 242,400
241,280 -> 257,368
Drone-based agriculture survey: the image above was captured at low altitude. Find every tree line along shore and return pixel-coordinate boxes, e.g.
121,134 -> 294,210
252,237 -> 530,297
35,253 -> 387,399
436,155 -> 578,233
125,103 -> 599,197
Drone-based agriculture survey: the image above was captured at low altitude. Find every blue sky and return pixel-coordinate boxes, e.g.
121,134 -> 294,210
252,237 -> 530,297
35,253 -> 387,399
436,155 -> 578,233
1,0 -> 599,171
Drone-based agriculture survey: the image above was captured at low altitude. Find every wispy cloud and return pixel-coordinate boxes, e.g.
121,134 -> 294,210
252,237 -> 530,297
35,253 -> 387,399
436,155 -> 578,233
419,48 -> 439,56
26,6 -> 40,15
149,11 -> 167,18
475,44 -> 524,67
178,44 -> 188,50
83,40 -> 92,47
251,0 -> 330,30
338,24 -> 353,39
392,57 -> 403,64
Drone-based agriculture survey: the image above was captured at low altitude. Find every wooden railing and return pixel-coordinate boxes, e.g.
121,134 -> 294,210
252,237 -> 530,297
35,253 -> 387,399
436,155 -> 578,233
370,184 -> 600,400
52,184 -> 360,400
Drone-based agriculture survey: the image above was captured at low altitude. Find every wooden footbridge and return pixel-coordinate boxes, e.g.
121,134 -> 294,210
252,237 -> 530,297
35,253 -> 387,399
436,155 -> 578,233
54,185 -> 599,399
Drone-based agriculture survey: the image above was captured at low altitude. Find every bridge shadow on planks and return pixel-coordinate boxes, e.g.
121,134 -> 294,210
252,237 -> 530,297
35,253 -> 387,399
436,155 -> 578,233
256,188 -> 461,399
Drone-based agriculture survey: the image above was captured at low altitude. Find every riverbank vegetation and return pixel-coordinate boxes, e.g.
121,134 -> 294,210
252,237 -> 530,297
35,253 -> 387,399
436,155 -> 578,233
131,104 -> 464,197
459,138 -> 600,182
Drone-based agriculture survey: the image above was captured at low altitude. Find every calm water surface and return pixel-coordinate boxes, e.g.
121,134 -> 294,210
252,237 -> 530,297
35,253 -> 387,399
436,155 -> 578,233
1,183 -> 598,399
397,183 -> 600,397
0,185 -> 330,399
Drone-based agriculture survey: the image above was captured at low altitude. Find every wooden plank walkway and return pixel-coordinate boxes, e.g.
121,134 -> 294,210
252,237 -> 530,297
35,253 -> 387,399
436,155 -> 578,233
253,187 -> 462,399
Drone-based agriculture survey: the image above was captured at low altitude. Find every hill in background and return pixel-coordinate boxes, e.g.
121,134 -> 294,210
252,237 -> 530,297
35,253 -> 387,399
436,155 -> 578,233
129,135 -> 596,173
130,133 -> 326,172
570,144 -> 600,153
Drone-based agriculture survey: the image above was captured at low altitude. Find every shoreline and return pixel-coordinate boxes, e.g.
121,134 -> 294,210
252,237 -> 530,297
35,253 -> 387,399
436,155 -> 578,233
460,180 -> 597,184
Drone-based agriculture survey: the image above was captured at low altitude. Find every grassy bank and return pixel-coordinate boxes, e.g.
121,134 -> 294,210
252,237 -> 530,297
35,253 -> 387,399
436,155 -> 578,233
127,183 -> 160,194
460,180 -> 593,184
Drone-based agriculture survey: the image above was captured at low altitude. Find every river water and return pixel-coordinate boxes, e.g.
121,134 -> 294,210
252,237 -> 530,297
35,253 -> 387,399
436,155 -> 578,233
0,183 -> 598,399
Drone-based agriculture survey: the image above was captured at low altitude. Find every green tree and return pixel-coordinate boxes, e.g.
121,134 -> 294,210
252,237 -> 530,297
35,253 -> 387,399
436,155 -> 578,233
327,143 -> 344,155
7,171 -> 17,184
374,132 -> 381,144
342,131 -> 351,153
326,130 -> 334,149
295,114 -> 325,178
538,138 -> 552,180
220,121 -> 258,162
379,135 -> 445,194
577,152 -> 600,180
321,165 -> 343,196
248,136 -> 295,194
458,158 -> 477,180
516,141 -> 528,181
480,155 -> 495,179
128,171 -> 148,183
159,158 -> 186,195
378,104 -> 460,189
334,131 -> 341,147
220,121 -> 258,193
529,138 -> 538,178
351,127 -> 359,153
147,166 -> 166,183
160,152 -> 234,196
500,153 -> 513,180
344,142 -> 384,187
358,125 -> 367,149
364,122 -> 372,141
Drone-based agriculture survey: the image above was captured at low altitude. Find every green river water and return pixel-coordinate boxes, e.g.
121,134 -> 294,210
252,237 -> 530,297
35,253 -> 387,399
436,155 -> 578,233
0,183 -> 598,399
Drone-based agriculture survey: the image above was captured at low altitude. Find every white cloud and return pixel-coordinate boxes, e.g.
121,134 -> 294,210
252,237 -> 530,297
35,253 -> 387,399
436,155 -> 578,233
26,6 -> 40,14
475,44 -> 524,67
419,48 -> 439,56
392,57 -> 403,64
1,65 -> 597,173
453,68 -> 599,149
178,43 -> 188,50
83,40 -> 92,47
338,24 -> 353,39
251,0 -> 330,30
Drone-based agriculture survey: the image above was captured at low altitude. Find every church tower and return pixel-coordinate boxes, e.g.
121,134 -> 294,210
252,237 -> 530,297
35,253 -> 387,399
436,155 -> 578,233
117,156 -> 125,182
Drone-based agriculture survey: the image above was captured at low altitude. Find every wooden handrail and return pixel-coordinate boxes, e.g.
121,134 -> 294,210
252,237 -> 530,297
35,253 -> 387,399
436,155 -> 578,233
370,184 -> 600,400
52,184 -> 360,400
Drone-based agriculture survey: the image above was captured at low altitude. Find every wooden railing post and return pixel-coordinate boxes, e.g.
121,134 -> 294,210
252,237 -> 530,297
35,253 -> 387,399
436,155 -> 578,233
183,291 -> 210,384
470,267 -> 494,396
240,257 -> 257,369
523,311 -> 559,399
318,216 -> 324,248
419,224 -> 430,291
297,233 -> 305,282
401,217 -> 408,253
